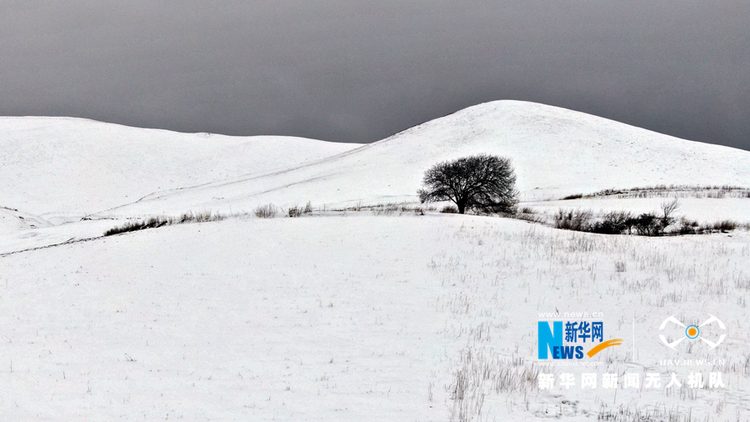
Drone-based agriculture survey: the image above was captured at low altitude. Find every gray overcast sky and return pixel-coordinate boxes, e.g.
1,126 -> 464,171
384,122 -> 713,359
1,1 -> 748,150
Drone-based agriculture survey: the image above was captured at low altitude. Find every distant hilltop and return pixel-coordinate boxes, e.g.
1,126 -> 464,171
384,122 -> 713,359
2,100 -> 749,220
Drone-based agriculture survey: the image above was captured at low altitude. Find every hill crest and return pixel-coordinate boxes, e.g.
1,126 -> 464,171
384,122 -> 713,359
100,100 -> 750,217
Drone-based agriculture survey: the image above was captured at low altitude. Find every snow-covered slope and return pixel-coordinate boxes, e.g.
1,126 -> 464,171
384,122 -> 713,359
3,214 -> 749,421
0,117 -> 361,219
101,101 -> 750,217
0,206 -> 52,234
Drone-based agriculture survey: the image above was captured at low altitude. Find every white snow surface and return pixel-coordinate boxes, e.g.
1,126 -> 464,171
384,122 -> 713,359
0,207 -> 52,234
99,101 -> 750,218
2,215 -> 750,421
0,117 -> 361,219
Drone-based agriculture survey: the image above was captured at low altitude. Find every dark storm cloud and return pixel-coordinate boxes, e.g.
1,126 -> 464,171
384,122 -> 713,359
1,1 -> 748,150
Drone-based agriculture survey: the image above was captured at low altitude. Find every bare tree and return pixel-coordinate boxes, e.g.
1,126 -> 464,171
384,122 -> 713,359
418,154 -> 518,214
659,199 -> 680,230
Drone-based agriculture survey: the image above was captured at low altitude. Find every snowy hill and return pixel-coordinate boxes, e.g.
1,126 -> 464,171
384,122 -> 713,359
0,206 -> 52,234
0,117 -> 361,220
99,101 -> 750,218
2,102 -> 750,421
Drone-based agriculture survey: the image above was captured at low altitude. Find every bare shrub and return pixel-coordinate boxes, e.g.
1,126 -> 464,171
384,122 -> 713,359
254,204 -> 277,218
710,220 -> 738,232
441,205 -> 459,214
615,261 -> 627,272
660,199 -> 680,229
624,200 -> 680,236
677,218 -> 700,235
289,201 -> 313,217
554,209 -> 593,231
632,213 -> 663,236
591,211 -> 633,234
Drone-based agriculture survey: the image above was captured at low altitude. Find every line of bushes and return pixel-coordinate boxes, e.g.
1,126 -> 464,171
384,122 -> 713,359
104,211 -> 225,236
327,202 -> 432,216
553,201 -> 743,236
561,185 -> 750,201
555,210 -> 675,236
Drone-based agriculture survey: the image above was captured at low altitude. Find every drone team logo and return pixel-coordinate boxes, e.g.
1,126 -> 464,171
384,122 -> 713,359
659,314 -> 726,350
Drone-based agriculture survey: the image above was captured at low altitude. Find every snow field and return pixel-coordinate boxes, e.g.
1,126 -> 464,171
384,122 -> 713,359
1,213 -> 749,421
0,117 -> 361,219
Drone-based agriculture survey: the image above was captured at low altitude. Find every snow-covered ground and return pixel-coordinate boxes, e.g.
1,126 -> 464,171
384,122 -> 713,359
2,215 -> 749,421
1,101 -> 749,421
0,117 -> 360,221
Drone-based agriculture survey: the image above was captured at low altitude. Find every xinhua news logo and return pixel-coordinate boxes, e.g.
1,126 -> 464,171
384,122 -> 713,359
538,320 -> 622,360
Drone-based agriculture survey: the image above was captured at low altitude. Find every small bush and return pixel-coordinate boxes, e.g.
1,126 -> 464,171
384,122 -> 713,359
677,218 -> 700,235
194,211 -> 214,223
710,220 -> 737,232
254,204 -> 277,218
627,203 -> 678,236
288,201 -> 314,217
659,199 -> 680,229
632,213 -> 662,236
441,205 -> 459,214
554,209 -> 593,231
591,211 -> 633,234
